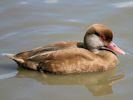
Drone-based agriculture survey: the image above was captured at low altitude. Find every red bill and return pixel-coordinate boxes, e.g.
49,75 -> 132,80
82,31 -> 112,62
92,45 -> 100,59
107,42 -> 126,55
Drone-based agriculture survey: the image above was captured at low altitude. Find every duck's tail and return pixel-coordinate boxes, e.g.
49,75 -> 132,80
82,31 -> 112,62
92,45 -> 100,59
2,53 -> 24,63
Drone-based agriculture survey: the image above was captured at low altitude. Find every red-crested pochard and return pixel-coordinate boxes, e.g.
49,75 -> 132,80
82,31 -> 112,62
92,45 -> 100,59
4,24 -> 125,74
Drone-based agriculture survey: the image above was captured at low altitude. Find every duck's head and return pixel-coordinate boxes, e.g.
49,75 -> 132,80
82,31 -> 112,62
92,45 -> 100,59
84,24 -> 125,55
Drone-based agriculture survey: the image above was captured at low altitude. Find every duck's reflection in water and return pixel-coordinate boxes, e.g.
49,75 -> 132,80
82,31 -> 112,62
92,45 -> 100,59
16,68 -> 124,96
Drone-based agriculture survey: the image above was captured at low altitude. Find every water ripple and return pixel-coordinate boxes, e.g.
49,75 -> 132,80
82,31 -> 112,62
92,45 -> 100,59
0,32 -> 18,40
113,1 -> 133,8
44,0 -> 59,4
0,71 -> 18,80
19,1 -> 28,5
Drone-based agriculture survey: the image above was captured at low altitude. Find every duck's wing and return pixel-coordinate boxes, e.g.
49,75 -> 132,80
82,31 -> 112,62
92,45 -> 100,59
15,41 -> 83,60
28,47 -> 94,63
27,48 -> 98,73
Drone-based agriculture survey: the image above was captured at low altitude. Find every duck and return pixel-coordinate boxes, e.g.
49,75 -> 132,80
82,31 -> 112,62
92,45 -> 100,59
4,24 -> 125,74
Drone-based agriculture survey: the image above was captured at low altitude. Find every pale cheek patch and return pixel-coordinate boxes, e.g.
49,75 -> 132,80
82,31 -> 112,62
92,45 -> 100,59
86,34 -> 103,48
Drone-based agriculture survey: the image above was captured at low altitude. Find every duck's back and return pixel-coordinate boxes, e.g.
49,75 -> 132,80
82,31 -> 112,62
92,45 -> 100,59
15,41 -> 81,60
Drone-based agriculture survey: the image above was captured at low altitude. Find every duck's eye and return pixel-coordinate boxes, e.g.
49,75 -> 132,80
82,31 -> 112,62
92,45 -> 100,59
94,31 -> 100,36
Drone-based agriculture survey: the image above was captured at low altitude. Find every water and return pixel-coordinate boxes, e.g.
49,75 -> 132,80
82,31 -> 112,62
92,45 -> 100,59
0,0 -> 133,100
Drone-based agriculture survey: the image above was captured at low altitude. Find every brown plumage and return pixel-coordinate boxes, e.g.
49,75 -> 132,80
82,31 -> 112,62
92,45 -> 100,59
3,24 -> 125,74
